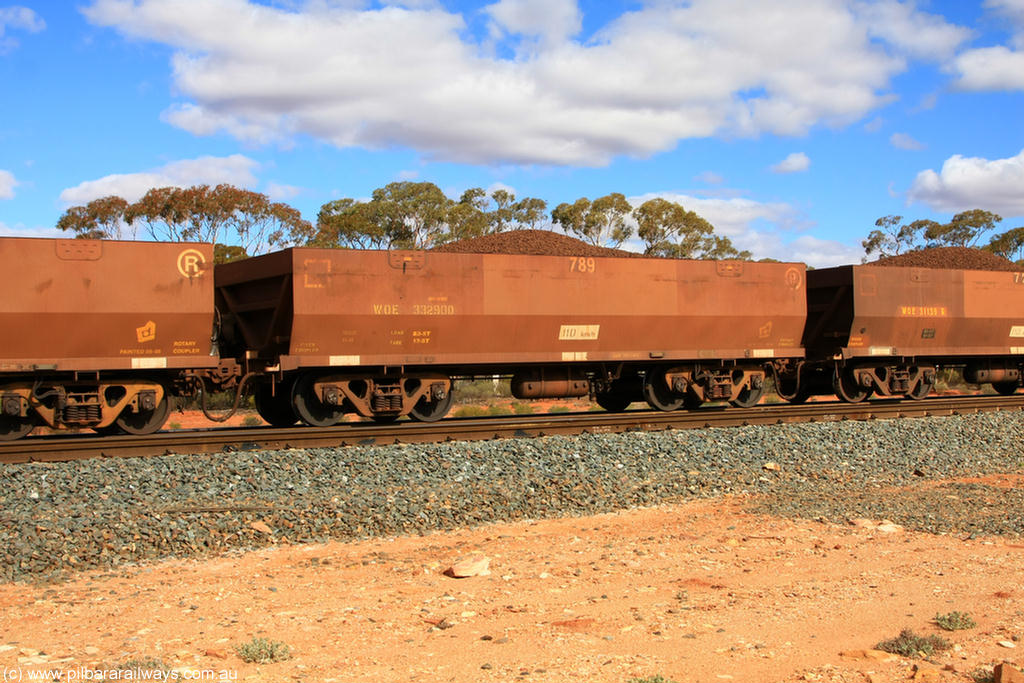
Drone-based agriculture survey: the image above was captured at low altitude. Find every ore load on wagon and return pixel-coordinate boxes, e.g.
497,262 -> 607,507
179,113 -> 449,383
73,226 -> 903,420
215,237 -> 807,425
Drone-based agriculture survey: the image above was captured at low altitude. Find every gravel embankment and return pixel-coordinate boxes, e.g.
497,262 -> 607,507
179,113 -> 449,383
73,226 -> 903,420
2,411 -> 1023,582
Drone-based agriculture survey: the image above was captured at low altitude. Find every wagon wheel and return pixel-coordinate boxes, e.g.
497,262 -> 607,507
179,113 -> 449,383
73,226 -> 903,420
907,374 -> 935,400
0,415 -> 36,441
729,381 -> 764,408
643,374 -> 684,411
115,393 -> 171,435
254,381 -> 298,427
833,368 -> 871,403
993,381 -> 1019,396
595,393 -> 632,412
409,387 -> 454,422
292,373 -> 345,427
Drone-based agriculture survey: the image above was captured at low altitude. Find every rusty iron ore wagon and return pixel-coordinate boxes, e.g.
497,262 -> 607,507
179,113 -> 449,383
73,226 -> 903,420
779,264 -> 1024,402
214,249 -> 808,426
4,234 -> 1022,442
0,237 -> 225,439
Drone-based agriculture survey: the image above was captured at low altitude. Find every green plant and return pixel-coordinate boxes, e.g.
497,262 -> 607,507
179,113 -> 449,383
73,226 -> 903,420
454,378 -> 511,402
453,405 -> 488,418
486,404 -> 512,416
969,668 -> 995,683
178,391 -> 254,411
512,402 -> 534,414
934,611 -> 976,631
934,368 -> 972,394
875,628 -> 951,658
628,676 -> 677,683
548,405 -> 570,413
168,422 -> 182,430
242,415 -> 262,427
235,637 -> 292,664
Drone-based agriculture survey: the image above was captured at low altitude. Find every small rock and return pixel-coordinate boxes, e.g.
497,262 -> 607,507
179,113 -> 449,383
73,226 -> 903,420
551,618 -> 596,631
995,662 -> 1024,683
998,640 -> 1017,649
249,521 -> 273,535
763,462 -> 781,471
839,649 -> 899,662
204,648 -> 229,660
912,663 -> 942,680
83,646 -> 100,656
445,553 -> 491,578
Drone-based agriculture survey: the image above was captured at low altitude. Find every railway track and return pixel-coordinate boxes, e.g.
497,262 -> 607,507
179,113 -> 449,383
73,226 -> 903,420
2,394 -> 1023,464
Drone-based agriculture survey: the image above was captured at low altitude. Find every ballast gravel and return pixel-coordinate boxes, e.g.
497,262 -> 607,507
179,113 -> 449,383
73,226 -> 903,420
2,410 -> 1023,582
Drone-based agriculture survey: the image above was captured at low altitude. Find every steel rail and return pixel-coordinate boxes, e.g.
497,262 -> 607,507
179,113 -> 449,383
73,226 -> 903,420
2,395 -> 1023,464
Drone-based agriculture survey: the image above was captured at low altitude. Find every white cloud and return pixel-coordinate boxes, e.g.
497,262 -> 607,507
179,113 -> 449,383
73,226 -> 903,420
81,0 -> 966,167
0,6 -> 45,54
952,46 -> 1024,90
854,0 -> 972,60
0,169 -> 17,199
863,116 -> 884,133
694,170 -> 725,185
0,222 -> 62,239
485,181 -> 516,195
951,0 -> 1024,90
985,0 -> 1024,35
59,154 -> 260,205
264,181 -> 302,200
628,191 -> 860,268
908,148 -> 1024,216
784,234 -> 866,267
889,132 -> 925,150
771,152 -> 811,174
484,0 -> 581,48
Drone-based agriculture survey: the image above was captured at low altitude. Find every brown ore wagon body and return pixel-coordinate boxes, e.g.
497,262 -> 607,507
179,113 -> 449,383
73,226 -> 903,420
216,248 -> 806,424
0,237 -> 216,438
796,264 -> 1024,401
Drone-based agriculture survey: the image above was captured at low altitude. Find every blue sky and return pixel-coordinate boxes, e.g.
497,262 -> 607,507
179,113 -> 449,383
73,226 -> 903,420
1,0 -> 1023,266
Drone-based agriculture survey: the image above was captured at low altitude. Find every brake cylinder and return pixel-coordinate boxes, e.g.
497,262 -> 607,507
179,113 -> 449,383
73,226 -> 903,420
511,369 -> 590,399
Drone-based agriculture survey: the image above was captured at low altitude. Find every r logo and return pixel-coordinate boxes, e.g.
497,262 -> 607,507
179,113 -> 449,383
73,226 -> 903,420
177,249 -> 206,278
137,321 -> 157,343
785,267 -> 802,289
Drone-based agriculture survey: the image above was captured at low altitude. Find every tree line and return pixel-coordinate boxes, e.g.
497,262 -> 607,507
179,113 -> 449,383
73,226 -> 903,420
863,209 -> 1024,263
60,180 -> 1019,265
56,181 -> 748,262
